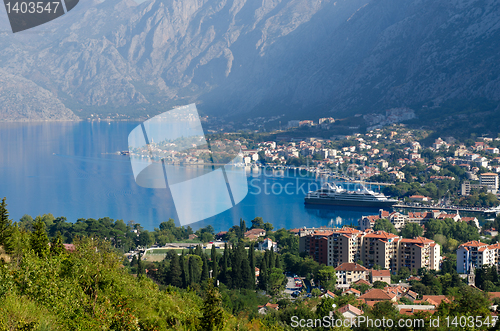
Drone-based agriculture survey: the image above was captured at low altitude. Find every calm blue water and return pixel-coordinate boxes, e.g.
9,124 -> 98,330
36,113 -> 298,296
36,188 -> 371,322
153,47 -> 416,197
0,122 -> 382,232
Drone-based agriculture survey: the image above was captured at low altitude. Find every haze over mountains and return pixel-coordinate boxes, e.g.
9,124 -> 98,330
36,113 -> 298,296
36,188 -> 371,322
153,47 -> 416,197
0,0 -> 499,123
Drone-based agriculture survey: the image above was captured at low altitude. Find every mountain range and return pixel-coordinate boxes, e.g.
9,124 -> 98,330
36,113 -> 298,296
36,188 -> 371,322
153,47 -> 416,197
0,0 -> 499,125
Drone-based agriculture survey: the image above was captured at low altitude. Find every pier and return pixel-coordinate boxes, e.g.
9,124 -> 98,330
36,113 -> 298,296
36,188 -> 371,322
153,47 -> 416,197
394,204 -> 494,214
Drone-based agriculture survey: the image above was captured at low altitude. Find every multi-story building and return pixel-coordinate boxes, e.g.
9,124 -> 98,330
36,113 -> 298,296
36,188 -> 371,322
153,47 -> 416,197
456,241 -> 500,274
395,237 -> 440,271
360,231 -> 399,270
480,173 -> 499,193
300,227 -> 440,272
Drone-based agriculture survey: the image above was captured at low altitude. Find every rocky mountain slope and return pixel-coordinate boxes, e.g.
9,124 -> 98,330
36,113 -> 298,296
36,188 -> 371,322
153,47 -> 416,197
0,69 -> 79,121
0,0 -> 499,122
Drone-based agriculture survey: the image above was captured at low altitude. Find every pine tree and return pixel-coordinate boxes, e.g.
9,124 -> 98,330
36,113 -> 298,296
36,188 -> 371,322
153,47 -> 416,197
167,251 -> 182,287
0,197 -> 12,247
30,217 -> 49,258
199,282 -> 225,331
211,245 -> 218,286
50,231 -> 65,256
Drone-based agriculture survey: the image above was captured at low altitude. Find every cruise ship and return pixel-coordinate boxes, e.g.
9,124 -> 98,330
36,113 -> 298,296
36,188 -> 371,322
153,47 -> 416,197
304,182 -> 398,208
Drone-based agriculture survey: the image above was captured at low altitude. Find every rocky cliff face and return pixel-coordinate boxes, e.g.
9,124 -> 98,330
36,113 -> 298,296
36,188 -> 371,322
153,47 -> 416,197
0,69 -> 79,121
0,0 -> 499,121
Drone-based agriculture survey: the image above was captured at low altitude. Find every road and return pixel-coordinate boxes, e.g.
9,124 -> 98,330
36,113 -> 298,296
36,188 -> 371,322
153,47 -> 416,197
284,276 -> 303,297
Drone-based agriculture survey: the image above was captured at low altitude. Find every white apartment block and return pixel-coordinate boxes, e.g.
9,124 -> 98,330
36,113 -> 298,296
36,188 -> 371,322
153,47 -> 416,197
457,241 -> 500,274
480,173 -> 499,193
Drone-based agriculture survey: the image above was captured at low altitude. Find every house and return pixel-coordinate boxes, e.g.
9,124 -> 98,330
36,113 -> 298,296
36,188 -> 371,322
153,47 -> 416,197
353,279 -> 371,287
244,228 -> 266,240
188,234 -> 198,240
389,171 -> 405,181
258,238 -> 278,251
358,289 -> 397,304
63,244 -> 76,252
421,295 -> 451,307
258,302 -> 279,314
342,288 -> 361,297
384,285 -> 406,299
335,263 -> 370,288
398,306 -> 436,315
485,228 -> 499,237
460,217 -> 480,231
404,290 -> 419,302
320,290 -> 336,299
371,270 -> 391,284
215,231 -> 227,239
337,304 -> 364,321
409,195 -> 430,203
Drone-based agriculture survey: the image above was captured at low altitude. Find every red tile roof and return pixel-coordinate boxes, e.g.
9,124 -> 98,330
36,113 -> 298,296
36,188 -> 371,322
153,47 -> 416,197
371,270 -> 391,277
337,304 -> 363,316
335,263 -> 369,272
422,295 -> 450,306
359,289 -> 393,301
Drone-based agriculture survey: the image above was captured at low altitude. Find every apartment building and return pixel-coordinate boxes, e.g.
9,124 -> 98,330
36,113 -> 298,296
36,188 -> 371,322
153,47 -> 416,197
456,241 -> 499,274
300,227 -> 440,272
395,237 -> 440,271
480,173 -> 499,193
360,231 -> 399,270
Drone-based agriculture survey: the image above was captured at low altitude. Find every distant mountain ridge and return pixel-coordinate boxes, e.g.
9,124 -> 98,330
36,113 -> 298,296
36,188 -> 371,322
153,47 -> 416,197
0,0 -> 499,123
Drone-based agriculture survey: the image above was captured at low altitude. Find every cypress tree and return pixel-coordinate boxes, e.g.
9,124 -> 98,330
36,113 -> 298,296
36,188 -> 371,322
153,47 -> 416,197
201,254 -> 209,282
167,252 -> 182,287
231,243 -> 243,288
248,243 -> 255,288
241,253 -> 253,289
0,197 -> 12,247
189,255 -> 202,284
221,243 -> 231,287
131,254 -> 138,267
239,218 -> 247,233
275,254 -> 281,270
211,245 -> 218,286
195,244 -> 203,257
180,254 -> 188,288
258,259 -> 268,291
137,253 -> 145,278
30,217 -> 49,258
269,248 -> 275,269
